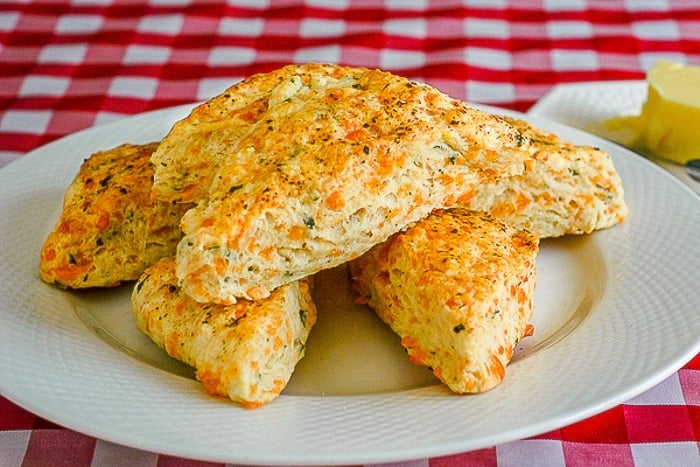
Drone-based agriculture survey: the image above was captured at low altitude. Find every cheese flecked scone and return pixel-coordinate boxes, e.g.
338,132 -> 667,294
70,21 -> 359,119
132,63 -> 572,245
350,208 -> 538,393
468,117 -> 628,238
131,256 -> 316,408
170,64 -> 531,304
39,143 -> 192,288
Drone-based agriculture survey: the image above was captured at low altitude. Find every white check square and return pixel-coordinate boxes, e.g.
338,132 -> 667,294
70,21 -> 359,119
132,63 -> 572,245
55,14 -> 103,34
38,44 -> 87,64
108,77 -> 158,99
218,17 -> 264,36
1,110 -> 52,135
19,76 -> 70,97
207,46 -> 256,66
137,14 -> 184,35
123,45 -> 171,65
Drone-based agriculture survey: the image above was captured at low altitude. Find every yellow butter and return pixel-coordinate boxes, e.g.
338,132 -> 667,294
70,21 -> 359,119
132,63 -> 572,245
628,60 -> 700,164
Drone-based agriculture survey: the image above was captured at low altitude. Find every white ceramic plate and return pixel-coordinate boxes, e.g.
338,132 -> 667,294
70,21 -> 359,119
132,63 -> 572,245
528,80 -> 699,195
1,103 -> 699,466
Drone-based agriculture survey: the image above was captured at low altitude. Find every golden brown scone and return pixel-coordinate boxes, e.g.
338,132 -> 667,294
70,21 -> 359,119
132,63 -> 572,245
468,116 -> 628,238
350,208 -> 538,393
172,64 -> 530,304
131,257 -> 316,409
39,143 -> 192,289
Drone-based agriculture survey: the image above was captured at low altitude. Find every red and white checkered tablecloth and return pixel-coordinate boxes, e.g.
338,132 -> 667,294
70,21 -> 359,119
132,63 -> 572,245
1,1 -> 699,466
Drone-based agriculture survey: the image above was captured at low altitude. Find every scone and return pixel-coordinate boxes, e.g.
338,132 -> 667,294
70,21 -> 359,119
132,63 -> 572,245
39,143 -> 192,288
469,116 -> 628,238
171,64 -> 530,304
350,208 -> 538,393
131,257 -> 316,408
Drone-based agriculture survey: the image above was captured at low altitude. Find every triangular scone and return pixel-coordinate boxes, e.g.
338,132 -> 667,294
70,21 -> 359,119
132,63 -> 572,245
350,209 -> 538,393
131,257 -> 316,409
469,117 -> 628,238
39,143 -> 192,289
173,64 -> 530,304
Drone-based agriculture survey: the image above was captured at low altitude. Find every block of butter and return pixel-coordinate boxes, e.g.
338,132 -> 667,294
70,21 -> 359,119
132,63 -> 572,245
625,60 -> 700,164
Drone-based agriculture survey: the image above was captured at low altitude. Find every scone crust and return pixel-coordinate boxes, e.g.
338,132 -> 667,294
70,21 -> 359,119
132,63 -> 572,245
131,257 -> 316,408
39,143 -> 191,288
351,208 -> 538,393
